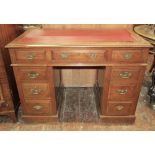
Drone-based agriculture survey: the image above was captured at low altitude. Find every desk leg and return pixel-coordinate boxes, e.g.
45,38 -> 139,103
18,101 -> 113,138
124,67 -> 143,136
100,66 -> 111,115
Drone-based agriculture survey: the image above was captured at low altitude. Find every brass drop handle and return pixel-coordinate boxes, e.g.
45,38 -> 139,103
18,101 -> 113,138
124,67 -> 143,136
116,105 -> 124,111
123,53 -> 133,60
27,53 -> 35,60
33,105 -> 42,110
116,89 -> 128,95
119,72 -> 132,78
31,88 -> 42,95
89,53 -> 97,58
28,72 -> 40,79
61,53 -> 69,59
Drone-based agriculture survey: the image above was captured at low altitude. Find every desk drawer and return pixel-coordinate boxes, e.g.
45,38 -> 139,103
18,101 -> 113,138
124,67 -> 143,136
16,67 -> 48,81
111,49 -> 147,63
22,83 -> 51,99
108,85 -> 137,101
23,100 -> 51,115
106,102 -> 134,116
11,49 -> 50,63
52,49 -> 107,62
110,67 -> 141,84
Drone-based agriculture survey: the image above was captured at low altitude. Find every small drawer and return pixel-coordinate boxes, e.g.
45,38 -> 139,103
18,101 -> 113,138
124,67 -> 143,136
108,85 -> 137,101
11,49 -> 51,63
22,83 -> 51,99
110,67 -> 142,84
106,102 -> 134,116
23,100 -> 51,115
111,49 -> 147,63
52,49 -> 107,62
16,67 -> 48,81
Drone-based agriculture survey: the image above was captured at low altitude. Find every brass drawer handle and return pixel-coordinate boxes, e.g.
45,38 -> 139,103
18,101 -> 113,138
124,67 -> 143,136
89,53 -> 96,58
28,72 -> 40,79
33,105 -> 42,110
116,89 -> 128,95
123,53 -> 133,60
119,72 -> 132,78
31,88 -> 42,95
116,105 -> 124,111
27,53 -> 35,60
61,53 -> 69,59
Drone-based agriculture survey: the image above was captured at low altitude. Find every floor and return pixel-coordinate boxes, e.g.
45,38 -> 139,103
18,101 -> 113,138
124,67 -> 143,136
0,75 -> 155,131
59,87 -> 99,122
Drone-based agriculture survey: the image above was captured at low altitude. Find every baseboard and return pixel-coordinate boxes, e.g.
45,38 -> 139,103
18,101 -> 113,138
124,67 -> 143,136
22,114 -> 58,123
100,115 -> 135,123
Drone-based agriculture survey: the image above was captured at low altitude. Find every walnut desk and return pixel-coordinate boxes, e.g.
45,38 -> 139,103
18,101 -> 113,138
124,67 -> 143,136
6,28 -> 152,123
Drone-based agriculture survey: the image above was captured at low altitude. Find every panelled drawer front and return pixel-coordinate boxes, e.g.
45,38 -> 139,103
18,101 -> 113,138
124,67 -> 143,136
52,49 -> 107,62
111,50 -> 146,63
16,67 -> 48,81
108,85 -> 137,101
22,83 -> 51,99
23,100 -> 51,115
12,49 -> 50,63
106,102 -> 134,116
110,67 -> 141,84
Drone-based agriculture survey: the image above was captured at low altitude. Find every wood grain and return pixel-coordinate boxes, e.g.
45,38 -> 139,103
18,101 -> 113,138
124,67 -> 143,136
7,27 -> 151,123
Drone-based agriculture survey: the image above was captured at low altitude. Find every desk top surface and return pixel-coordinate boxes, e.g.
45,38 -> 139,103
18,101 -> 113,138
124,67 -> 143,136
6,28 -> 152,48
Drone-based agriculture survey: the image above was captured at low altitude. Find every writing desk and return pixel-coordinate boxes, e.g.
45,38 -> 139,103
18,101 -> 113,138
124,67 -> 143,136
6,28 -> 152,123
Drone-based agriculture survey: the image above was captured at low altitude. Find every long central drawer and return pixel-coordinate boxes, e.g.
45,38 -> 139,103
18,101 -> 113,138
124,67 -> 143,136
52,49 -> 108,62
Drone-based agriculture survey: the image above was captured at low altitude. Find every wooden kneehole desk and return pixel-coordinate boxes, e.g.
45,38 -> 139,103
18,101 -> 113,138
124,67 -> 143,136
6,28 -> 152,123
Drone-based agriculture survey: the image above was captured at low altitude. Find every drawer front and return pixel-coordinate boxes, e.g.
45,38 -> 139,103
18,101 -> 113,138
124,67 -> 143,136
52,49 -> 107,62
22,83 -> 51,99
111,50 -> 146,63
23,100 -> 51,115
16,67 -> 48,81
106,102 -> 134,116
12,49 -> 50,63
108,85 -> 137,101
110,67 -> 141,84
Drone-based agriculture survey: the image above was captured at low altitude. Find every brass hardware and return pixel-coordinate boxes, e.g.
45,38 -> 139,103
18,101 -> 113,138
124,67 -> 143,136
61,53 -> 69,59
27,53 -> 35,60
119,72 -> 132,78
33,105 -> 42,110
89,53 -> 97,58
116,89 -> 128,95
116,105 -> 124,111
123,53 -> 133,60
28,72 -> 40,79
31,88 -> 42,95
